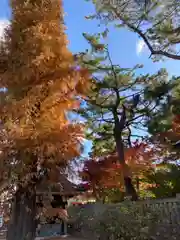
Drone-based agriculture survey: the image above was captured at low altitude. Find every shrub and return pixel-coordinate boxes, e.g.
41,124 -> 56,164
68,202 -> 161,240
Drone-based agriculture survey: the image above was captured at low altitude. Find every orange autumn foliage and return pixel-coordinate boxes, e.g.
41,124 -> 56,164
0,0 -> 90,188
172,115 -> 180,135
80,141 -> 154,194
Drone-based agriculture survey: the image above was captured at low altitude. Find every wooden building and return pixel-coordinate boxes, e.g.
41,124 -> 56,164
36,173 -> 82,223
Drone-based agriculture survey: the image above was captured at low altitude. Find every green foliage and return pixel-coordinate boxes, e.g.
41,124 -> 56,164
102,188 -> 125,203
145,76 -> 180,163
68,203 -> 162,240
76,32 -> 179,157
139,188 -> 156,200
144,164 -> 180,198
86,0 -> 180,60
147,75 -> 180,136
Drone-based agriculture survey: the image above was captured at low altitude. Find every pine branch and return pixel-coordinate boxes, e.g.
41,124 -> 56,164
110,5 -> 180,60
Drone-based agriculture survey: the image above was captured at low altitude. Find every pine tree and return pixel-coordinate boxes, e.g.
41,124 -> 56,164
86,0 -> 180,60
0,1 -> 89,240
146,76 -> 180,163
76,32 -> 179,200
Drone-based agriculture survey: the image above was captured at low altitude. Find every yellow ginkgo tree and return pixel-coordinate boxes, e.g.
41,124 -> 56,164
0,1 -> 89,240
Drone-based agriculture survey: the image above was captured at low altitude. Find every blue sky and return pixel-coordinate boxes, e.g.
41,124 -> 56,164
0,0 -> 179,76
0,0 -> 179,156
64,0 -> 180,75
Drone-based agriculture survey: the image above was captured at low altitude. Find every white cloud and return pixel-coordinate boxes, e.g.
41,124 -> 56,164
0,19 -> 9,40
136,39 -> 146,55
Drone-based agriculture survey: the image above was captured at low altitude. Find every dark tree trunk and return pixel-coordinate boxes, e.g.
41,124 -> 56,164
124,177 -> 138,201
136,177 -> 140,192
7,185 -> 37,240
113,112 -> 138,201
115,133 -> 138,201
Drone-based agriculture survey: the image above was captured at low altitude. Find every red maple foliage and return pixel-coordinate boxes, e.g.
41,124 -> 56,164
173,115 -> 180,135
80,141 -> 154,198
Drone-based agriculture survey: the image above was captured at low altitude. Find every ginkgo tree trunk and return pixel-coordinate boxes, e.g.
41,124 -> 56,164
0,1 -> 89,240
7,184 -> 37,240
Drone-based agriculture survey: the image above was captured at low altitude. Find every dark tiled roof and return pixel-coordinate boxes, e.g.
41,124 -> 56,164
37,174 -> 79,196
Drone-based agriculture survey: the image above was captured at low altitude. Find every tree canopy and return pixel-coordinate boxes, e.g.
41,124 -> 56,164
86,0 -> 180,60
0,1 -> 90,240
75,31 -> 180,200
0,1 -> 180,239
0,0 -> 89,191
